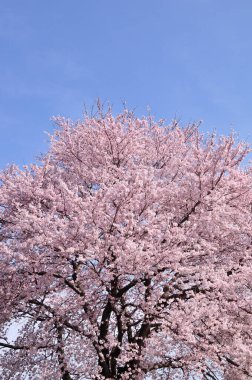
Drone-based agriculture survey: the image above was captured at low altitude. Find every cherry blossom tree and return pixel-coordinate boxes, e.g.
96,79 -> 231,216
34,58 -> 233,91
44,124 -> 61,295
0,110 -> 251,379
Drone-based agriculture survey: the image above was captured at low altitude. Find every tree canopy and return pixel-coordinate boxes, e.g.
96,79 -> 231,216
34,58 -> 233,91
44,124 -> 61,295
0,110 -> 251,379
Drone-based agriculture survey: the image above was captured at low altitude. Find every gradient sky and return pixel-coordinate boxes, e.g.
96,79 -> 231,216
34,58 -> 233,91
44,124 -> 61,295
1,0 -> 252,168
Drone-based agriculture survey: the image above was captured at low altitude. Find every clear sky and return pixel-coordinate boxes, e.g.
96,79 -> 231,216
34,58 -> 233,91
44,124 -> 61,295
1,0 -> 252,168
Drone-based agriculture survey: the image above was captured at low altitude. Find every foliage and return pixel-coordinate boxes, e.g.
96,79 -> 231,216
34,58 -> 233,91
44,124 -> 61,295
0,110 -> 251,379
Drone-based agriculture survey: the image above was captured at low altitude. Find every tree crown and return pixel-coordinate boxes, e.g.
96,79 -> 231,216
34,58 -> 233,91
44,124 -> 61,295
0,110 -> 251,379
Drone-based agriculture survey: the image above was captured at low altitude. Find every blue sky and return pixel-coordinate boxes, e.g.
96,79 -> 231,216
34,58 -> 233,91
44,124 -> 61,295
1,0 -> 252,168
